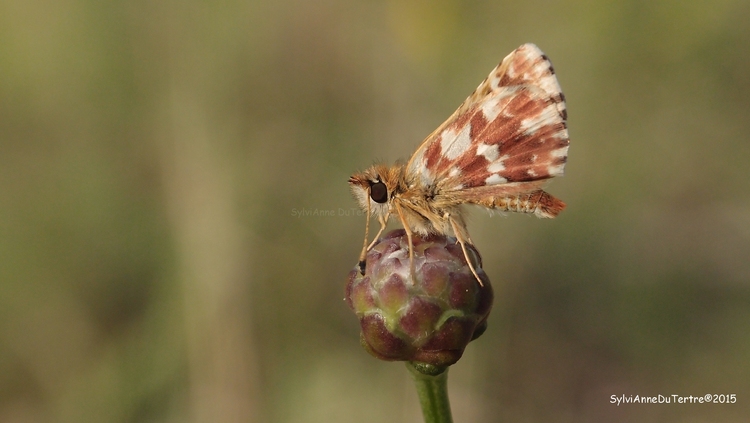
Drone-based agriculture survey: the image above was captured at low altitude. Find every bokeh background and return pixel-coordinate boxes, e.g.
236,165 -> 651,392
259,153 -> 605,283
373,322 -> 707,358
1,0 -> 749,422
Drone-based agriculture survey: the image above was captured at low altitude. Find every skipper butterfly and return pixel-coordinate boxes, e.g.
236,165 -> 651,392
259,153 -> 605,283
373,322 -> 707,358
349,44 -> 569,285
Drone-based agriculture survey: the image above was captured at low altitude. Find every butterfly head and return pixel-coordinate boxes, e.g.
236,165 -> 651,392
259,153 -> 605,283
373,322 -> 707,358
348,164 -> 402,219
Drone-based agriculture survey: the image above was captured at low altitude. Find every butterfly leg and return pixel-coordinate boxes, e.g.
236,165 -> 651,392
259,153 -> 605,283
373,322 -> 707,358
447,214 -> 484,287
394,202 -> 417,282
366,213 -> 388,251
359,211 -> 389,274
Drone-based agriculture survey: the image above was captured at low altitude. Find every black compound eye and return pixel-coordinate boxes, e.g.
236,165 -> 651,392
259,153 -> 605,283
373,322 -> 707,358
370,181 -> 388,203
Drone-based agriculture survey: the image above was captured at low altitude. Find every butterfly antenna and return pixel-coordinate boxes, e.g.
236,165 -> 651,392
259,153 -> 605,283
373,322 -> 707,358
448,215 -> 484,286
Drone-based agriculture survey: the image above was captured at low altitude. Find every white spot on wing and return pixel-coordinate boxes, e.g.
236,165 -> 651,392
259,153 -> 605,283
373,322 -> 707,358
547,163 -> 565,177
519,101 -> 559,135
547,147 -> 568,176
485,174 -> 507,184
487,155 -> 508,173
476,143 -> 499,162
480,96 -> 502,122
407,151 -> 438,186
407,150 -> 425,175
440,123 -> 472,160
506,60 -> 519,78
550,146 -> 568,158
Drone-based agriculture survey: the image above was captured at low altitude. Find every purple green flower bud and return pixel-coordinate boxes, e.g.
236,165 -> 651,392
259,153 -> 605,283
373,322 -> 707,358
345,229 -> 493,368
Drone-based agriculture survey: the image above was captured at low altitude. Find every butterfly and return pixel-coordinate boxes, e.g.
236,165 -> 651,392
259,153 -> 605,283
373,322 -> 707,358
349,44 -> 569,285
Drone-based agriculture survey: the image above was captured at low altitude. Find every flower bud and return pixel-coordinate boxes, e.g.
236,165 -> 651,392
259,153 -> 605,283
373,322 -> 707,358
345,230 -> 493,368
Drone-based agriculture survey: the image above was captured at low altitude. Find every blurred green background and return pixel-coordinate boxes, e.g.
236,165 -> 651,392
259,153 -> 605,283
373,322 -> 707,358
1,0 -> 749,422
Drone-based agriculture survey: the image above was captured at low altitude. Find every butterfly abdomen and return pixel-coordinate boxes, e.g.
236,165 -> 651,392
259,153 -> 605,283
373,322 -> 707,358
473,189 -> 565,219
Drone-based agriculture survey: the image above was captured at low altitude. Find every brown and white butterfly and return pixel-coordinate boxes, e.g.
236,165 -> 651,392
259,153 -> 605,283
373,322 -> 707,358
349,44 -> 569,285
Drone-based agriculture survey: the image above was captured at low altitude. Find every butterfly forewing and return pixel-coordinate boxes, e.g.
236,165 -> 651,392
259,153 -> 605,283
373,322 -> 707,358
405,43 -> 569,194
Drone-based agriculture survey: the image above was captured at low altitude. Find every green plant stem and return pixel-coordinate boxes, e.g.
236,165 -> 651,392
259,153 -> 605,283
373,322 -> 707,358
406,362 -> 453,423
